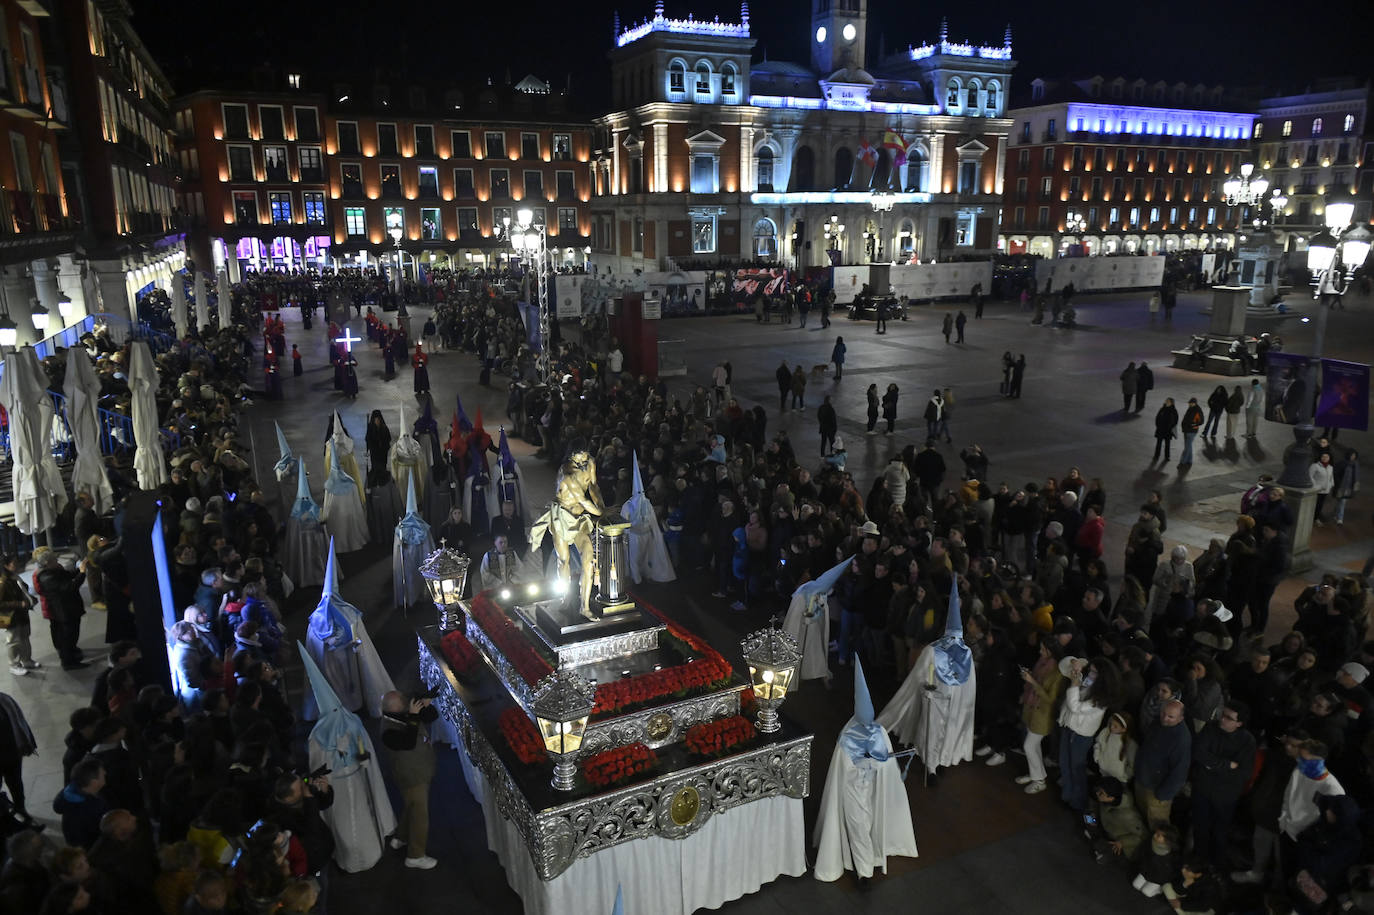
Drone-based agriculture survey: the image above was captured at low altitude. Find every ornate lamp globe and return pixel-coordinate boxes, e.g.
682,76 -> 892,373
740,625 -> 801,734
1307,230 -> 1338,274
1324,190 -> 1356,232
530,670 -> 597,791
0,314 -> 17,348
57,292 -> 74,320
419,543 -> 471,631
30,300 -> 49,332
1339,223 -> 1372,271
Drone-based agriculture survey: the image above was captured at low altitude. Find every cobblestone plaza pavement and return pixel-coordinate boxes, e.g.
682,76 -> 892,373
11,285 -> 1374,913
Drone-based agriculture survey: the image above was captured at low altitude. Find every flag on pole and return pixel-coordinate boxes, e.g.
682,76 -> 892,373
856,139 -> 878,166
881,129 -> 908,166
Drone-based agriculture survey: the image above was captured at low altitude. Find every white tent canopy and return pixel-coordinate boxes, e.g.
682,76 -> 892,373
0,347 -> 69,534
64,347 -> 115,514
128,340 -> 169,490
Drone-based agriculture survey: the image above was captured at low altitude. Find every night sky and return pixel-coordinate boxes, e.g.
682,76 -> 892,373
133,0 -> 1373,106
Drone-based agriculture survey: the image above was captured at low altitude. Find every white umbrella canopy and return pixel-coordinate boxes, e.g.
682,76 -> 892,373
194,273 -> 209,330
64,347 -> 114,514
0,347 -> 68,535
171,274 -> 188,339
128,340 -> 169,490
217,270 -> 232,328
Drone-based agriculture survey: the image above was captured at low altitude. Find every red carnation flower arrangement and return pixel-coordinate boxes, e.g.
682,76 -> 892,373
439,629 -> 480,678
498,707 -> 548,766
589,603 -> 736,716
469,592 -> 554,686
581,742 -> 657,789
683,716 -> 756,759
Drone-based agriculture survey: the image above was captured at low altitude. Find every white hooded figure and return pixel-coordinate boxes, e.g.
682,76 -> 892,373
877,580 -> 977,775
622,450 -> 676,583
322,435 -> 369,553
282,457 -> 328,589
814,657 -> 919,882
304,539 -> 395,719
389,404 -> 428,509
298,641 -> 396,873
324,412 -> 366,504
273,422 -> 298,483
392,475 -> 435,607
783,555 -> 852,683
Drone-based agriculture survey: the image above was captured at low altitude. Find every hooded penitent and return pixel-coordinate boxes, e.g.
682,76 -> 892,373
783,555 -> 852,681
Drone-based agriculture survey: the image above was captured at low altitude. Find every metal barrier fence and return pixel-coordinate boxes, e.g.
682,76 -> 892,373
657,338 -> 689,377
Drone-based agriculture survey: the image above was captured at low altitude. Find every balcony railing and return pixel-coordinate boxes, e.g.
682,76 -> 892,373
299,167 -> 323,182
341,181 -> 365,199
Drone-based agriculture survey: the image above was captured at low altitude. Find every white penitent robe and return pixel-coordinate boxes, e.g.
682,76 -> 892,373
782,591 -> 831,682
623,496 -> 676,584
322,484 -> 369,553
304,604 -> 395,719
283,514 -> 328,589
876,645 -> 977,774
307,724 -> 396,873
813,728 -> 918,881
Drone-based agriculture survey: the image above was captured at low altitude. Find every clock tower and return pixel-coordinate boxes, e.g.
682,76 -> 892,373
810,0 -> 867,75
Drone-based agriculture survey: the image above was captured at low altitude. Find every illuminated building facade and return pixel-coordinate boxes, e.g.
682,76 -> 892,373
1252,82 -> 1371,253
591,1 -> 1015,270
1000,76 -> 1257,257
176,74 -> 593,279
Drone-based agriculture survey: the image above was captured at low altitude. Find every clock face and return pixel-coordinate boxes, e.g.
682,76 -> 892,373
815,25 -> 826,43
842,22 -> 857,41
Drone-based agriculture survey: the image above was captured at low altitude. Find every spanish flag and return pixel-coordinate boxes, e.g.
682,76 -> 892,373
881,130 -> 908,166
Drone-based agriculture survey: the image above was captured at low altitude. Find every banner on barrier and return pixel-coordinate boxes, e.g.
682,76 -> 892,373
1034,256 -> 1165,292
830,262 -> 993,304
1315,359 -> 1369,432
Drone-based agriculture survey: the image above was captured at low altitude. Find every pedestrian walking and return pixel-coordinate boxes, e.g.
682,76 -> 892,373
1153,398 -> 1179,463
1002,351 -> 1015,396
1010,354 -> 1026,398
924,389 -> 944,440
955,311 -> 967,343
1243,378 -> 1263,437
818,396 -> 838,456
1332,450 -> 1359,524
775,361 -> 792,411
1179,397 -> 1204,466
875,300 -> 888,335
791,365 -> 808,411
1202,385 -> 1227,438
831,336 -> 846,380
942,312 -> 954,344
882,383 -> 900,435
798,293 -> 810,328
1120,362 -> 1139,414
937,387 -> 954,443
866,384 -> 880,434
1224,385 -> 1244,439
1310,452 -> 1334,523
0,556 -> 37,676
972,283 -> 985,319
820,291 -> 832,329
1135,362 -> 1154,413
292,344 -> 303,377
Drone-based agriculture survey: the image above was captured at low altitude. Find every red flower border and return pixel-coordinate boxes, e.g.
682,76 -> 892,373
498,707 -> 547,766
683,716 -> 757,759
581,742 -> 657,789
469,592 -> 554,686
439,629 -> 480,676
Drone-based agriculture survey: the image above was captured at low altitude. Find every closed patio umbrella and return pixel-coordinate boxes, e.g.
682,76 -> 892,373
194,273 -> 209,330
63,347 -> 114,515
0,347 -> 68,536
128,339 -> 169,490
217,270 -> 232,328
170,274 -> 188,340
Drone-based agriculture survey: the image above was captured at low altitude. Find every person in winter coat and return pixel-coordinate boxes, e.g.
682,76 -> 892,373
831,336 -> 846,380
1120,362 -> 1139,414
1135,362 -> 1154,413
817,396 -> 838,455
881,384 -> 900,435
1244,377 -> 1264,438
1179,397 -> 1205,466
865,384 -> 880,434
883,457 -> 910,510
790,366 -> 807,411
1309,452 -> 1335,522
1087,777 -> 1146,862
924,389 -> 944,440
1093,712 -> 1138,783
1202,385 -> 1228,438
942,312 -> 954,343
1135,700 -> 1193,826
1015,637 -> 1066,795
1224,385 -> 1244,439
1189,699 -> 1257,863
1148,545 -> 1196,626
775,361 -> 792,411
1152,398 -> 1179,463
1332,450 -> 1359,524
33,551 -> 87,669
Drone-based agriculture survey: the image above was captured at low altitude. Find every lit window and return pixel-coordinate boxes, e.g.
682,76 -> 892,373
1282,120 -> 1292,137
1344,114 -> 1355,133
955,212 -> 976,245
1312,117 -> 1323,136
344,207 -> 366,236
419,167 -> 439,198
558,207 -> 577,231
753,218 -> 777,259
722,66 -> 737,96
420,208 -> 440,239
756,148 -> 774,191
303,192 -> 326,225
669,62 -> 686,93
1253,122 -> 1263,139
692,215 -> 716,253
690,154 -> 717,193
695,63 -> 711,94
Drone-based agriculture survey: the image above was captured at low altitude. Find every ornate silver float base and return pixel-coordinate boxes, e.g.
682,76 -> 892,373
419,635 -> 812,882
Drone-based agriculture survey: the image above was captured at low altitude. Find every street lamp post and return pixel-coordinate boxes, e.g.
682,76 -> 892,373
822,214 -> 845,263
515,207 -> 551,385
1064,210 -> 1087,255
386,210 -> 404,298
870,192 -> 894,263
1277,189 -> 1372,491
